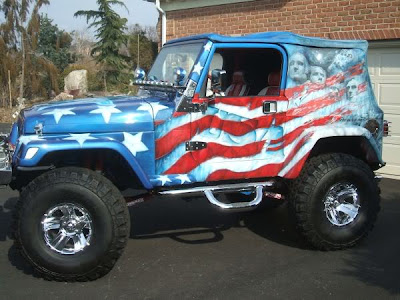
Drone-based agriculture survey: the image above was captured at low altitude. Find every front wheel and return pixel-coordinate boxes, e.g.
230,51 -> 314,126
14,167 -> 130,281
288,153 -> 380,250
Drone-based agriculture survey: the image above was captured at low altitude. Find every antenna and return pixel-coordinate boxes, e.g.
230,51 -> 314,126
137,33 -> 140,68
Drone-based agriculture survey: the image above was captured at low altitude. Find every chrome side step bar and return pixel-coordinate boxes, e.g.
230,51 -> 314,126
159,181 -> 274,195
159,181 -> 275,210
205,185 -> 263,209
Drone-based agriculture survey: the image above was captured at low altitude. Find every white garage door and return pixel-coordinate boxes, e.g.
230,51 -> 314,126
368,43 -> 400,178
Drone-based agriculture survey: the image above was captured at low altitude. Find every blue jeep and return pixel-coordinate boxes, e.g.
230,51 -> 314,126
0,32 -> 386,281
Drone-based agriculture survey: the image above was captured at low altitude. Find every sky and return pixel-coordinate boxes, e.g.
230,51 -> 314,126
40,0 -> 159,33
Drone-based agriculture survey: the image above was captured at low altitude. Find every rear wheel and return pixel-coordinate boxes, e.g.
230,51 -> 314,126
288,153 -> 380,250
14,167 -> 130,281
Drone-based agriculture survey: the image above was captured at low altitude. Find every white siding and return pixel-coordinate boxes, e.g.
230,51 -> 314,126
368,44 -> 400,178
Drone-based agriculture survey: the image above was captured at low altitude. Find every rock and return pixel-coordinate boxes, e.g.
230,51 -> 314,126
64,70 -> 88,95
54,92 -> 74,101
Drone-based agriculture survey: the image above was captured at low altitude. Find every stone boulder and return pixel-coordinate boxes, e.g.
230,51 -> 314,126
64,70 -> 88,95
54,92 -> 74,101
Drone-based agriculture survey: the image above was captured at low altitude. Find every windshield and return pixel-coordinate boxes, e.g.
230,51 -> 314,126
148,42 -> 204,84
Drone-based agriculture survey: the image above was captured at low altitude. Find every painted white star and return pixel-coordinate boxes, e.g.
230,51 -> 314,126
137,103 -> 153,116
192,62 -> 203,76
42,108 -> 76,124
150,102 -> 169,118
122,132 -> 148,156
176,174 -> 191,184
90,104 -> 121,123
137,102 -> 168,118
63,133 -> 97,147
157,175 -> 172,186
19,135 -> 46,145
203,43 -> 212,52
124,113 -> 139,124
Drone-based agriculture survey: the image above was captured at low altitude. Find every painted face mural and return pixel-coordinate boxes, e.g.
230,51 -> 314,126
346,78 -> 359,100
288,52 -> 309,84
309,66 -> 327,84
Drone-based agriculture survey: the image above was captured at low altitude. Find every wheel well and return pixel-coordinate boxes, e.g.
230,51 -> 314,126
13,149 -> 144,191
309,136 -> 381,170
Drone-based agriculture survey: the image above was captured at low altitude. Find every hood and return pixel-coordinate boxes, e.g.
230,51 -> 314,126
21,95 -> 175,134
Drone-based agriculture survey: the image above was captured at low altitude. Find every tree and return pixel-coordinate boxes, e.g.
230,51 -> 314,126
0,0 -> 30,49
0,35 -> 18,107
38,14 -> 75,72
70,29 -> 94,59
1,0 -> 32,101
127,24 -> 158,73
74,0 -> 129,91
0,0 -> 51,103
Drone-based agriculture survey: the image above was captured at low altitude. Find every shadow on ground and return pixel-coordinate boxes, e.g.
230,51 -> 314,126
0,195 -> 18,241
128,195 -> 306,248
337,179 -> 400,294
129,195 -> 243,244
0,195 -> 37,278
0,178 -> 399,294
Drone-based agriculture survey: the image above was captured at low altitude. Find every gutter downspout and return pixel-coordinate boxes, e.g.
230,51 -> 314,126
155,0 -> 166,46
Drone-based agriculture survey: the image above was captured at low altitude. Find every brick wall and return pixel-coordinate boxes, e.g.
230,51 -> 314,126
163,0 -> 400,41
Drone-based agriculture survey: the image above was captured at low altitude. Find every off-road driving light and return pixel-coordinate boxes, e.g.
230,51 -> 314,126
25,147 -> 39,159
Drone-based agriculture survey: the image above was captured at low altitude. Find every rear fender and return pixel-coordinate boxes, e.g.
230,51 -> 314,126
279,125 -> 384,179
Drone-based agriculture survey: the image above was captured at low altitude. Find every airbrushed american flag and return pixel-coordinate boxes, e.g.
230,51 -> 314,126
153,43 -> 383,186
11,34 -> 383,189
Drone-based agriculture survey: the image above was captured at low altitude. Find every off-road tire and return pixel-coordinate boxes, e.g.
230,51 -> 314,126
288,153 -> 380,250
13,167 -> 130,281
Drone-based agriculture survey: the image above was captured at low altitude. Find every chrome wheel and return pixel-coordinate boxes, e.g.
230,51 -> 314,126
41,203 -> 93,255
323,182 -> 361,227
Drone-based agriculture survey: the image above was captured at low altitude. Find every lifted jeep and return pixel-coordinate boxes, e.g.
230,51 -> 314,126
0,32 -> 386,281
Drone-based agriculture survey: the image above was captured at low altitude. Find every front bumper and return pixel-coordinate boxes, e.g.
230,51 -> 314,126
0,134 -> 12,185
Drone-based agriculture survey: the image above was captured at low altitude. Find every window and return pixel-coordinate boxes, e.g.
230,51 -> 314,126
148,42 -> 204,84
202,47 -> 283,97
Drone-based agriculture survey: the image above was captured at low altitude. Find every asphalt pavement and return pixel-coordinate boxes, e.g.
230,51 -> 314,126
0,178 -> 399,299
0,123 -> 11,134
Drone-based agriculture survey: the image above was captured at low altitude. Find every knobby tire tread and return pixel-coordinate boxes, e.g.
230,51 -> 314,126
13,167 -> 130,281
288,153 -> 380,250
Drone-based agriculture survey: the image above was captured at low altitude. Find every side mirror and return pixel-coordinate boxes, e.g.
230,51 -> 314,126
134,68 -> 146,80
173,67 -> 187,86
211,69 -> 227,95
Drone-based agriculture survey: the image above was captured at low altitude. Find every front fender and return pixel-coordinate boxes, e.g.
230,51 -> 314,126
13,132 -> 155,189
279,125 -> 384,178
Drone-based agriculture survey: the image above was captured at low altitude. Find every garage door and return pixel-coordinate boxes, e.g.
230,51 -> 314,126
368,44 -> 400,178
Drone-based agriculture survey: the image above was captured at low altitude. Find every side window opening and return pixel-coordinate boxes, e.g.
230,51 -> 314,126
202,48 -> 283,97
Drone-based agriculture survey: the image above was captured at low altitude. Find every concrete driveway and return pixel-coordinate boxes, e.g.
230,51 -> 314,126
0,179 -> 399,299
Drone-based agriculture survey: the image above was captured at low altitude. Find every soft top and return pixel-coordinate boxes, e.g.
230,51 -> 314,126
166,31 -> 368,51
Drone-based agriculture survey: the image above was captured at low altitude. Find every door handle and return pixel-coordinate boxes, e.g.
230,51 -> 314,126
263,101 -> 277,114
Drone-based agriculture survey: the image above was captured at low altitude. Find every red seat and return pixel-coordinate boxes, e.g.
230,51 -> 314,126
225,71 -> 249,97
258,71 -> 281,96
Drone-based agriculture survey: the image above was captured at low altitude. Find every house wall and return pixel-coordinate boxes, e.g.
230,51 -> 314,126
162,0 -> 400,41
